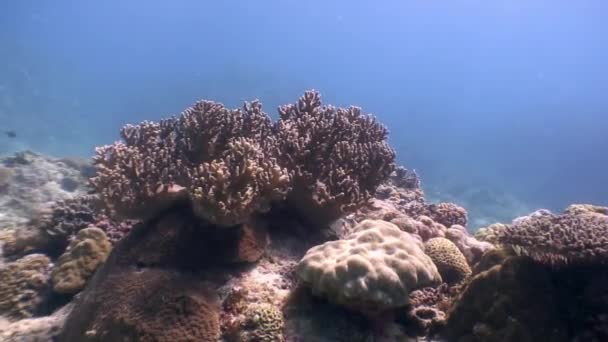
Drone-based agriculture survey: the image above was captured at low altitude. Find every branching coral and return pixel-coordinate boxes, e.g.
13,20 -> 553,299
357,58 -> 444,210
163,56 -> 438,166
91,100 -> 290,225
496,207 -> 608,266
275,90 -> 396,225
91,91 -> 393,228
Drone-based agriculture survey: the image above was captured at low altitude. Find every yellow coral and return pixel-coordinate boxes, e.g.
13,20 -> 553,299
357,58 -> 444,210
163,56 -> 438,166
237,303 -> 284,342
424,237 -> 471,284
51,227 -> 112,294
0,254 -> 51,320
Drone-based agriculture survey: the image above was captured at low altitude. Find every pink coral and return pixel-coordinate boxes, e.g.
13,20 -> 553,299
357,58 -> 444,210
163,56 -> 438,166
445,225 -> 494,265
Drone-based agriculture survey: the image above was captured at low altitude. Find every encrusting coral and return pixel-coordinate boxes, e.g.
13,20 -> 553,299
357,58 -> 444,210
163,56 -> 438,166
297,219 -> 441,314
423,202 -> 468,228
225,303 -> 285,341
51,227 -> 112,294
424,237 -> 471,284
275,90 -> 396,226
496,205 -> 608,266
0,254 -> 52,320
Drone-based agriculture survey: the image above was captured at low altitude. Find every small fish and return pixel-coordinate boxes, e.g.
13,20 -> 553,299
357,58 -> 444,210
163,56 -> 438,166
4,131 -> 16,138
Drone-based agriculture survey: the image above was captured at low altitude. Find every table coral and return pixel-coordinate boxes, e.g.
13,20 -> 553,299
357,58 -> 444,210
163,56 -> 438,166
424,237 -> 471,284
0,254 -> 51,320
51,227 -> 112,294
496,206 -> 608,266
297,219 -> 441,314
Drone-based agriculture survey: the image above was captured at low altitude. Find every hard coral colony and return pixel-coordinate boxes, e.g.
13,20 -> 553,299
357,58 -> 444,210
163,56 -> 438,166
1,90 -> 606,341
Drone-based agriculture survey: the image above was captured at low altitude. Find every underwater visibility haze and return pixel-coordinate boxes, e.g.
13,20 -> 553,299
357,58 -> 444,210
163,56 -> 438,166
0,1 -> 607,341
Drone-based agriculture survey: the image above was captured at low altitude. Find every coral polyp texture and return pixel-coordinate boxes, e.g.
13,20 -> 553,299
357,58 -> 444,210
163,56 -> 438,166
275,90 -> 396,225
91,90 -> 393,227
424,237 -> 471,284
496,205 -> 608,265
51,227 -> 112,294
423,202 -> 468,228
91,99 -> 290,225
297,219 -> 441,313
0,254 -> 52,320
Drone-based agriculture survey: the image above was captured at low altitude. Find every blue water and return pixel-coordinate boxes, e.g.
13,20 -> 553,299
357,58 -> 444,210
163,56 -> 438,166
1,0 -> 607,227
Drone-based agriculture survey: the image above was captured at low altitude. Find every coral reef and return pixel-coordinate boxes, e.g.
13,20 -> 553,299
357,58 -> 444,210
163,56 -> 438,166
496,206 -> 608,265
445,224 -> 494,265
275,90 -> 396,226
91,100 -> 290,225
0,151 -> 90,228
297,219 -> 441,314
51,227 -> 112,294
424,237 -> 471,284
0,254 -> 52,320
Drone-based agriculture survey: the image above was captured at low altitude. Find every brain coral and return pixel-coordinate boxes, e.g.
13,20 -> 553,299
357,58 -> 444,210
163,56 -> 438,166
51,227 -> 112,294
424,237 -> 471,284
297,219 -> 441,313
0,254 -> 51,320
275,90 -> 396,225
496,207 -> 608,265
228,303 -> 284,341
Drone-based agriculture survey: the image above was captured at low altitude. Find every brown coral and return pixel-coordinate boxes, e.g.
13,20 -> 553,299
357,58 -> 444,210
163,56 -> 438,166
0,254 -> 52,320
189,137 -> 290,226
275,90 -> 396,226
59,204 -> 231,341
496,207 -> 608,266
424,238 -> 471,284
225,303 -> 284,341
444,256 -> 569,342
91,99 -> 290,226
61,268 -> 221,342
423,202 -> 468,228
51,227 -> 112,294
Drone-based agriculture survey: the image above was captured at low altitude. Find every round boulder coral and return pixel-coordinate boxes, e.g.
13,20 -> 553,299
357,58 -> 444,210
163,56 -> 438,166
227,303 -> 284,341
0,254 -> 52,320
51,227 -> 112,294
297,219 -> 441,314
424,237 -> 471,284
